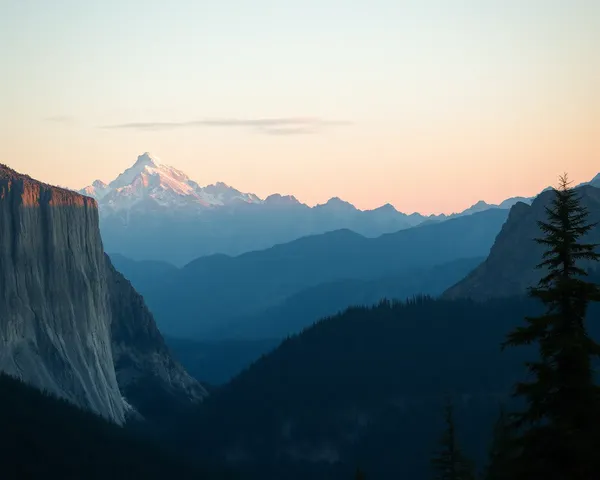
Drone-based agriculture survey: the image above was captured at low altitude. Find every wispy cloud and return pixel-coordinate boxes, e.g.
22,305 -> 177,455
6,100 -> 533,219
100,117 -> 352,135
44,115 -> 76,125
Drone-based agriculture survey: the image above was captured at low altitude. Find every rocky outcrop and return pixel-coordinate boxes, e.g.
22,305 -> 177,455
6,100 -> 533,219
0,164 -> 206,424
443,185 -> 600,300
106,258 -> 207,417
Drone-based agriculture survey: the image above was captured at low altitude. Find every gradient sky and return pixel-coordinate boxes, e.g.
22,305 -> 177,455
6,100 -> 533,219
1,0 -> 598,214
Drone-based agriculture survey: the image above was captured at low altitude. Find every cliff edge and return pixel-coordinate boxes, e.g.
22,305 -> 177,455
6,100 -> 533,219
0,164 -> 206,424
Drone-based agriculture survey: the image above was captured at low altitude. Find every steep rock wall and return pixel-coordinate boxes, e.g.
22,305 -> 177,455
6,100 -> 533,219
0,164 -> 127,423
0,164 -> 207,424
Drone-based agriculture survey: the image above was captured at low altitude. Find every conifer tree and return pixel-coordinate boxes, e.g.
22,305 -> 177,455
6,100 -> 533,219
482,406 -> 514,480
502,175 -> 600,479
431,398 -> 475,480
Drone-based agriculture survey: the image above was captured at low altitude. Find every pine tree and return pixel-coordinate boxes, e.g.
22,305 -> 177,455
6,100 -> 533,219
482,406 -> 514,480
431,398 -> 475,480
502,174 -> 600,479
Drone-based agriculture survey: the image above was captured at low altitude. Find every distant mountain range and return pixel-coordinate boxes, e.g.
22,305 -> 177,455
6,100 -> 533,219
80,152 -> 556,265
110,208 -> 509,339
81,152 -> 261,211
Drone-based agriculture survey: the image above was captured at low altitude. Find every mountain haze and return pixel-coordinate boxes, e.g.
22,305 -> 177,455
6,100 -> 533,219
112,208 -> 509,338
83,153 -> 531,265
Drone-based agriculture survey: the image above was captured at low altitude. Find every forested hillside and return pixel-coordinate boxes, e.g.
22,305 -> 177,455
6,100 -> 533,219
0,374 -> 230,479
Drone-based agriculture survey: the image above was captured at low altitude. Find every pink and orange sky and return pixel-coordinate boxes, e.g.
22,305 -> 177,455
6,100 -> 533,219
1,0 -> 598,215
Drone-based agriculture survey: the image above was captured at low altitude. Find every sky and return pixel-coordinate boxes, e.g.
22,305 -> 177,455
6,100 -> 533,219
0,0 -> 598,215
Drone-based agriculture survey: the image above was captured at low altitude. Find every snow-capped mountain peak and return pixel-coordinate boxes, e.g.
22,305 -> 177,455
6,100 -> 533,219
109,152 -> 176,190
134,152 -> 161,167
80,152 -> 263,215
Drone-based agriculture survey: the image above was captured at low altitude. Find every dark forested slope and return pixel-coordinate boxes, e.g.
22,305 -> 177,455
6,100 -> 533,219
0,374 -> 224,480
171,295 -> 599,479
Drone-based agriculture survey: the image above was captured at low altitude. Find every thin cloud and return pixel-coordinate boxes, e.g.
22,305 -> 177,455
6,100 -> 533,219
100,117 -> 352,135
258,126 -> 319,135
44,115 -> 76,125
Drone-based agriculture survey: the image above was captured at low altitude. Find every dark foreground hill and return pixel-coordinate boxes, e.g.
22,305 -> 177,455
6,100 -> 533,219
167,280 -> 600,480
0,373 -> 229,480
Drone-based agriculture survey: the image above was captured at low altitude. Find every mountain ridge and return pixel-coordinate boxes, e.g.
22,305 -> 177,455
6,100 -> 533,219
111,208 -> 509,339
80,152 -> 567,265
443,185 -> 600,300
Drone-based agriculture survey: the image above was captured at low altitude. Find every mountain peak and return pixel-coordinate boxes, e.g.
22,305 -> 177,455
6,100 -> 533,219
81,153 -> 263,211
264,193 -> 301,205
133,152 -> 161,168
325,197 -> 355,208
372,203 -> 398,213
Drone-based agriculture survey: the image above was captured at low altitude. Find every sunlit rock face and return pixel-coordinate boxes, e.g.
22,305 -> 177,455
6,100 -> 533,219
0,164 -> 206,424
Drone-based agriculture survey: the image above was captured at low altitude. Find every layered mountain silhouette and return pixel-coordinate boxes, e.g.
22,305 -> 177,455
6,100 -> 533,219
158,257 -> 483,385
82,152 -> 533,265
111,208 -> 509,339
443,184 -> 600,300
0,164 -> 206,424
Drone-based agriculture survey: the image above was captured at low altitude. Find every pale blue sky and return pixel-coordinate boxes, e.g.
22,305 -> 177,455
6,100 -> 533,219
1,0 -> 598,213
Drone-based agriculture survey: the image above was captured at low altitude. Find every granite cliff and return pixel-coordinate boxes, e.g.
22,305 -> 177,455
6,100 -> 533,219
443,185 -> 600,300
0,164 -> 206,424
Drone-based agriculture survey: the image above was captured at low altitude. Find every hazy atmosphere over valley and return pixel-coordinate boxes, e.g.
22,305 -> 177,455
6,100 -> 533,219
1,1 -> 599,479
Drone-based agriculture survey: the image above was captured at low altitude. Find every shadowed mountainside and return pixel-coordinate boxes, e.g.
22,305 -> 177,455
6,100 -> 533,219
443,185 -> 600,300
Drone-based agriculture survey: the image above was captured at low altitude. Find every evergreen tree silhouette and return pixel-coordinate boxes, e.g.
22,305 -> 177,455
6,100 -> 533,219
431,398 -> 475,480
502,174 -> 600,479
482,406 -> 515,480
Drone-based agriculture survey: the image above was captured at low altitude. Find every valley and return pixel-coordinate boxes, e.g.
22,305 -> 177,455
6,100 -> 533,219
1,160 -> 599,479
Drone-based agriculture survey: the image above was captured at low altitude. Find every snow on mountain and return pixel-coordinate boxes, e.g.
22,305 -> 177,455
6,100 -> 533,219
83,154 -> 598,223
81,180 -> 111,200
80,152 -> 263,214
202,181 -> 262,205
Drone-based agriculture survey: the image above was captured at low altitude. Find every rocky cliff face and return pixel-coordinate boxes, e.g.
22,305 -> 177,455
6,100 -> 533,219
106,258 -> 207,418
443,185 -> 600,300
0,164 -> 206,424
